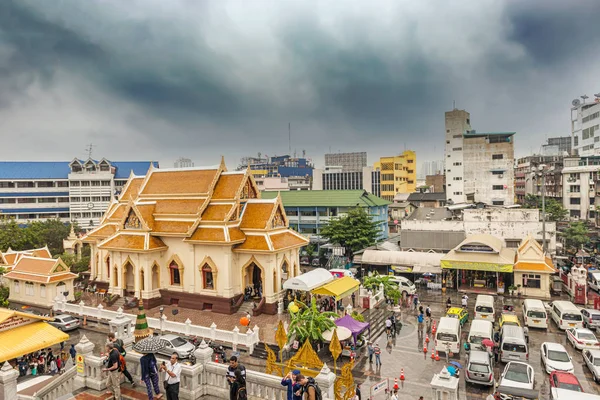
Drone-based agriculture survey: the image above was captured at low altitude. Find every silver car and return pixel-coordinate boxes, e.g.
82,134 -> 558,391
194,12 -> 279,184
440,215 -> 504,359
157,334 -> 196,359
465,350 -> 494,386
583,349 -> 600,383
49,314 -> 81,331
581,309 -> 600,330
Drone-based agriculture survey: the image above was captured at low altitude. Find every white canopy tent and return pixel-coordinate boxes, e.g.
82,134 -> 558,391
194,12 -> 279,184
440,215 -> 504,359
360,249 -> 444,274
283,268 -> 334,291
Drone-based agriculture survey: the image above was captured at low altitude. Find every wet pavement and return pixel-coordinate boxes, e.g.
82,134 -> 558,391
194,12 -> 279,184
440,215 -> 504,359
353,289 -> 600,399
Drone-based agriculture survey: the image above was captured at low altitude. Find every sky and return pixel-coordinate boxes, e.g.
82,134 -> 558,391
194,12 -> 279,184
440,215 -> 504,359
1,0 -> 599,172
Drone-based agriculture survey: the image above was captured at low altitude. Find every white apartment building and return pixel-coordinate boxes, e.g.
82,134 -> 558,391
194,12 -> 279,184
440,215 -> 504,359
312,166 -> 374,192
571,97 -> 600,156
562,156 -> 600,221
0,159 -> 156,228
174,157 -> 194,168
444,109 -> 515,206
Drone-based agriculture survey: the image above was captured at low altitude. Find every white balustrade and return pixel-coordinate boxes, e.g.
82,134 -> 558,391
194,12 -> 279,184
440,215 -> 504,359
20,366 -> 77,400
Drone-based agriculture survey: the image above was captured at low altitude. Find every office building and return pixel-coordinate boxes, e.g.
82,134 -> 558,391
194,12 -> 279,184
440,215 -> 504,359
324,152 -> 367,172
444,109 -> 515,206
571,96 -> 600,156
542,136 -> 571,156
562,155 -> 600,221
0,159 -> 157,229
262,190 -> 390,240
373,151 -> 417,201
515,155 -> 563,205
238,154 -> 314,190
174,157 -> 194,168
312,166 -> 375,193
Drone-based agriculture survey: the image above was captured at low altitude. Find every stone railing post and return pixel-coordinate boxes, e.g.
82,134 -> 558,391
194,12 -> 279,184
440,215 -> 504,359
79,300 -> 85,315
109,307 -> 134,351
315,363 -> 336,400
0,362 -> 18,400
250,325 -> 260,354
97,304 -> 104,320
193,340 -> 214,397
74,334 -> 95,390
232,326 -> 239,352
185,318 -> 192,336
210,322 -> 217,342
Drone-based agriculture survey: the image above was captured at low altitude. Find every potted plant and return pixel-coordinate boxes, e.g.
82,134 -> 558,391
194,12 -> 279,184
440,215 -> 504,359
508,285 -> 517,296
516,284 -> 522,297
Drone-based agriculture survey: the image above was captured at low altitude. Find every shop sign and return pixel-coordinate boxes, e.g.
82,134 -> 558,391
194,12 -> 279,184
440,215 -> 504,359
371,379 -> 388,395
440,260 -> 513,273
392,265 -> 412,273
76,354 -> 84,373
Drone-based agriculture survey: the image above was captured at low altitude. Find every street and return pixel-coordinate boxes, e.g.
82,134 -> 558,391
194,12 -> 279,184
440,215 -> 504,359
354,291 -> 600,399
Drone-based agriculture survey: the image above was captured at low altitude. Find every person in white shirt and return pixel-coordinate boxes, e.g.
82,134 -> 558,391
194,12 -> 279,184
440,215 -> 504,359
385,318 -> 392,336
160,353 -> 181,400
461,295 -> 468,308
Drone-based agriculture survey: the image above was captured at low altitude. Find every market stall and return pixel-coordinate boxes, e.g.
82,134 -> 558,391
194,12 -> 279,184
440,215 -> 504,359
311,276 -> 359,301
335,314 -> 370,345
283,268 -> 334,291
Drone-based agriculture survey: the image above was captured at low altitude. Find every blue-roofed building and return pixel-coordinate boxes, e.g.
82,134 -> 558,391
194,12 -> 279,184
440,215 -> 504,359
0,158 -> 157,229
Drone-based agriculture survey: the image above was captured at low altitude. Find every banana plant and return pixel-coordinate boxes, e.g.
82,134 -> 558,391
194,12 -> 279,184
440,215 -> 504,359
287,298 -> 338,343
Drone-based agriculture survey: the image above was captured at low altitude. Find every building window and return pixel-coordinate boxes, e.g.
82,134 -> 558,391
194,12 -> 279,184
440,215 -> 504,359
71,181 -> 80,187
17,182 -> 35,188
101,196 -> 111,202
492,185 -> 504,190
570,210 -> 581,218
40,284 -> 46,298
505,240 -> 520,248
101,181 -> 111,186
25,282 -> 34,296
522,274 -> 541,289
18,198 -> 36,204
570,198 -> 581,205
71,197 -> 81,202
452,147 -> 462,151
81,181 -> 90,186
492,200 -> 505,206
82,197 -> 91,202
492,154 -> 504,160
453,177 -> 462,181
170,261 -> 181,286
14,281 -> 19,293
37,182 -> 55,188
38,198 -> 57,203
0,182 -> 14,188
92,196 -> 101,202
570,185 -> 580,193
300,210 -> 316,217
91,181 -> 101,186
0,199 -> 16,204
58,198 -> 69,203
491,171 -> 504,175
453,134 -> 462,138
56,181 -> 69,188
202,264 -> 214,289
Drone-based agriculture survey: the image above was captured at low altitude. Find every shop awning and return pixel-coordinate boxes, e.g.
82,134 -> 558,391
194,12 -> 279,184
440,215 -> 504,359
441,235 -> 516,273
360,249 -> 444,268
0,322 -> 69,362
283,268 -> 333,291
311,277 -> 360,300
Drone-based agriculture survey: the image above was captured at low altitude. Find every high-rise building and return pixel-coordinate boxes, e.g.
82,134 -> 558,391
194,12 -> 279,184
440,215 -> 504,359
324,152 -> 367,172
571,96 -> 600,156
515,155 -> 563,205
542,137 -> 572,156
174,157 -> 194,168
373,151 -> 417,201
238,154 -> 314,190
562,155 -> 600,221
444,109 -> 515,206
312,166 -> 375,193
420,160 -> 444,178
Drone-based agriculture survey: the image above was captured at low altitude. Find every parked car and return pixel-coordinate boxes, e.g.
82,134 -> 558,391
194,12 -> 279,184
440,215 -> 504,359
157,334 -> 196,359
540,342 -> 574,374
465,350 -> 494,386
49,314 -> 81,331
446,307 -> 469,327
581,309 -> 600,330
499,313 -> 521,328
498,362 -> 535,393
582,349 -> 600,383
566,328 -> 600,351
549,371 -> 584,393
389,276 -> 417,296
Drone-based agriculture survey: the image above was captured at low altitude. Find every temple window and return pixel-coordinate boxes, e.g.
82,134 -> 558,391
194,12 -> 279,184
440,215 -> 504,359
25,282 -> 34,296
170,261 -> 181,286
14,280 -> 19,293
202,264 -> 214,290
106,256 -> 111,278
40,284 -> 46,298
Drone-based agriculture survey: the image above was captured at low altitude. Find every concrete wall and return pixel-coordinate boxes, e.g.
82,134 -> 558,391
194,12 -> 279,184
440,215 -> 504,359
513,272 -> 551,299
8,278 -> 74,308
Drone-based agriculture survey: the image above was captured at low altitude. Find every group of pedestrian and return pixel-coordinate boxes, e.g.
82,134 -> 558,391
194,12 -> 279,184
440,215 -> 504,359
16,345 -> 75,377
367,342 -> 382,367
280,368 -> 331,400
227,356 -> 247,399
103,332 -> 181,400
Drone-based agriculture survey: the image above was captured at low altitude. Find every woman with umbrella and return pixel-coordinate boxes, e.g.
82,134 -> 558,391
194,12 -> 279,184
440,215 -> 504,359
134,337 -> 168,400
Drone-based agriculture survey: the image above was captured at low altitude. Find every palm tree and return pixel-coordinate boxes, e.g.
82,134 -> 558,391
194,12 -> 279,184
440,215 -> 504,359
362,274 -> 400,304
287,298 -> 338,343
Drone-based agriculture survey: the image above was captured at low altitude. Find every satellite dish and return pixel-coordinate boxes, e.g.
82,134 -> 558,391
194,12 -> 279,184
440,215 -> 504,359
572,99 -> 581,107
594,93 -> 600,98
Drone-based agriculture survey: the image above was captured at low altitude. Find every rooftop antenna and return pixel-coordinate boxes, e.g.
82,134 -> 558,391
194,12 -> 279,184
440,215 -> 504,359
288,123 -> 291,156
453,100 -> 456,110
85,143 -> 95,159
581,95 -> 589,103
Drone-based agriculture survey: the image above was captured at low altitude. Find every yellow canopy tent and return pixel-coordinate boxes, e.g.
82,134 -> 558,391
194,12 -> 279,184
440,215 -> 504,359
311,276 -> 359,301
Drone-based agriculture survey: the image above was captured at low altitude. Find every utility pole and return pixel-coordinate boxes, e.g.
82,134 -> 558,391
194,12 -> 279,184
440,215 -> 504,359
288,123 -> 291,156
85,143 -> 95,159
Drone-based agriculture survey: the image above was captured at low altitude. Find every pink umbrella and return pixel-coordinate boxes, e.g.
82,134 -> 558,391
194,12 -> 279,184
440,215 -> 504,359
482,339 -> 494,348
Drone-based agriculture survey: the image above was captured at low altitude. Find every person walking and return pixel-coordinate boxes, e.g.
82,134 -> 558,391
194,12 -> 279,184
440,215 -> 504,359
413,295 -> 419,311
140,352 -> 162,400
351,292 -> 356,308
69,344 -> 77,366
160,353 -> 181,400
230,369 -> 247,400
374,343 -> 382,366
103,343 -> 121,400
367,342 -> 374,364
461,294 -> 468,308
108,332 -> 135,386
425,305 -> 431,318
355,383 -> 361,400
446,297 -> 452,311
280,369 -> 301,400
417,312 -> 424,334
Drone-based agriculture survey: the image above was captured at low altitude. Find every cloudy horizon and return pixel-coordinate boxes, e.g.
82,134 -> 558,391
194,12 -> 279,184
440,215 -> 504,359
1,0 -> 599,170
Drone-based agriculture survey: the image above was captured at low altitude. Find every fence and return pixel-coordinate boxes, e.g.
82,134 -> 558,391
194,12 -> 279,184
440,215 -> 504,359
53,297 -> 261,353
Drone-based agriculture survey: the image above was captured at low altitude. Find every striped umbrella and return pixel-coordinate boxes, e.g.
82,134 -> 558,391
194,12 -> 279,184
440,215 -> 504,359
134,299 -> 151,342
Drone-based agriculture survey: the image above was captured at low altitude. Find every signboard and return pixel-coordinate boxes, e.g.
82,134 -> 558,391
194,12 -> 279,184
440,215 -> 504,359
392,265 -> 413,273
440,260 -> 513,273
371,379 -> 389,396
0,316 -> 32,332
76,354 -> 84,374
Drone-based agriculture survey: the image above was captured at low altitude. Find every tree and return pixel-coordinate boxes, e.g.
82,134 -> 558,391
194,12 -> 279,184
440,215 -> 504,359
0,219 -> 73,255
362,274 -> 401,304
0,286 -> 8,308
523,195 -> 567,221
287,298 -> 338,343
320,207 -> 380,259
304,243 -> 316,257
563,221 -> 590,250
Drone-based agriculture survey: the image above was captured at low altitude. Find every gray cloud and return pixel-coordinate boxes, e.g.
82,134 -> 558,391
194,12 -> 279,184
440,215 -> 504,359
0,0 -> 599,168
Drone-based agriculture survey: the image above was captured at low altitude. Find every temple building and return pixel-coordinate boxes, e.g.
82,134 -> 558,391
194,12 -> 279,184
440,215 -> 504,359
83,159 -> 308,315
0,246 -> 53,272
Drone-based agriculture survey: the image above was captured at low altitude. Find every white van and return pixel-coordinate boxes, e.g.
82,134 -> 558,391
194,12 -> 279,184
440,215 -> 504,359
389,276 -> 417,296
468,319 -> 494,350
500,325 -> 528,363
523,299 -> 548,329
588,272 -> 600,292
474,295 -> 495,320
551,300 -> 584,330
435,317 -> 461,355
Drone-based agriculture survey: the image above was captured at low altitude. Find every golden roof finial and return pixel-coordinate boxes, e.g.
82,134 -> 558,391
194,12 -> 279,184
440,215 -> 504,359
219,155 -> 227,171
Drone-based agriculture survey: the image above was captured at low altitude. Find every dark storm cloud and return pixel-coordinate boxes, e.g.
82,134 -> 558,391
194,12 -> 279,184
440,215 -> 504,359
0,0 -> 599,165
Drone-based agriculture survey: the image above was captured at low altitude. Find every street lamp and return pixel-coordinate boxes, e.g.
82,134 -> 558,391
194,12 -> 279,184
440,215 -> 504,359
159,306 -> 165,336
533,164 -> 548,253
